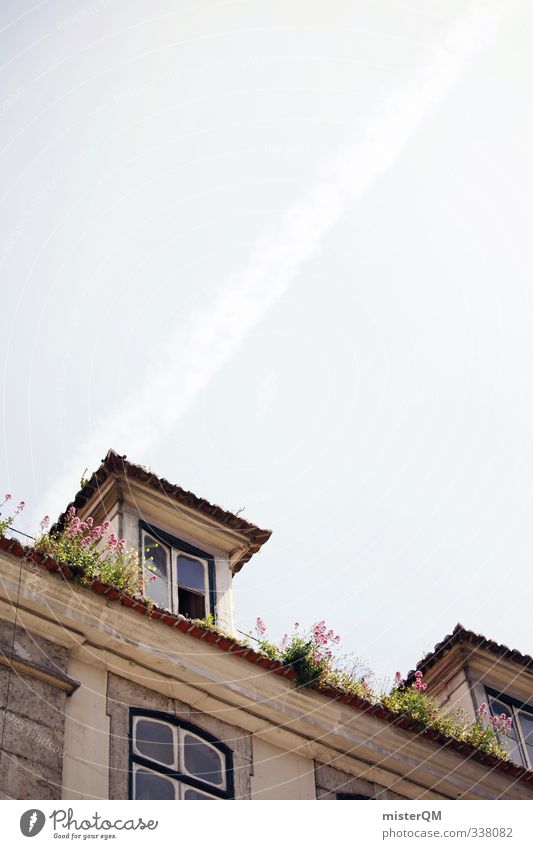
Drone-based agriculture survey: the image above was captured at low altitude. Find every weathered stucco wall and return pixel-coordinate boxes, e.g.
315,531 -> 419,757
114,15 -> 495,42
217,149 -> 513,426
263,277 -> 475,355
106,672 -> 253,799
0,622 -> 68,799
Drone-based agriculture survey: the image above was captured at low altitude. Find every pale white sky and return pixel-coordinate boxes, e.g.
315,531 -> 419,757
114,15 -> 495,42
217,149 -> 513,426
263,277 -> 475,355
1,0 -> 532,684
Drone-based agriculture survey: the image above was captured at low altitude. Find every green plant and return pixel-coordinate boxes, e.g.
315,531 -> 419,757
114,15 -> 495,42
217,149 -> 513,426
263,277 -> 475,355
0,494 -> 25,537
35,507 -> 143,596
383,672 -> 512,760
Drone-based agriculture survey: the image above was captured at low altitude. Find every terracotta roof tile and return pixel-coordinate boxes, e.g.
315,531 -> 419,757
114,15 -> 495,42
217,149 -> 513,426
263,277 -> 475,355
408,623 -> 533,681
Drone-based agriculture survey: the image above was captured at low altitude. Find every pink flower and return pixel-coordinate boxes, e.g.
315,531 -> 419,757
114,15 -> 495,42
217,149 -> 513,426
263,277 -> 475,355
4,493 -> 11,501
67,506 -> 76,517
86,517 -> 94,527
255,617 -> 267,637
476,702 -> 489,718
413,671 -> 427,692
17,501 -> 25,511
40,515 -> 50,529
395,671 -> 403,685
149,575 -> 157,583
102,520 -> 110,531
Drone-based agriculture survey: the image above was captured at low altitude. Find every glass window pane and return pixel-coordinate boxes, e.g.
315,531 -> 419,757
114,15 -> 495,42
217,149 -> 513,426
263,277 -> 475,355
518,712 -> 533,767
501,735 -> 526,766
518,711 -> 533,747
135,719 -> 176,767
134,768 -> 176,800
182,786 -> 216,800
182,732 -> 224,788
177,555 -> 205,592
489,698 -> 526,766
144,536 -> 170,609
489,700 -> 516,736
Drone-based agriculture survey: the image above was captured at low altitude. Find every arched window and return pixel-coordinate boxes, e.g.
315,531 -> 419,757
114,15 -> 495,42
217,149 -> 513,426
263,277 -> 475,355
129,710 -> 233,800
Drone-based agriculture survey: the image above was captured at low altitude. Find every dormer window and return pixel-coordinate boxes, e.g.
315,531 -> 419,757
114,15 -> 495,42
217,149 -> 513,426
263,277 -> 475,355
486,689 -> 533,768
141,521 -> 215,620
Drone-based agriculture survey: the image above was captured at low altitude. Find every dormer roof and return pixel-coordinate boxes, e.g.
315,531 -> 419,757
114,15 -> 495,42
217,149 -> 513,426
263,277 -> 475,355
407,623 -> 533,683
54,449 -> 272,573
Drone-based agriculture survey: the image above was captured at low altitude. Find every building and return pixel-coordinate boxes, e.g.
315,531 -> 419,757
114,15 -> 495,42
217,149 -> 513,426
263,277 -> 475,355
0,450 -> 532,800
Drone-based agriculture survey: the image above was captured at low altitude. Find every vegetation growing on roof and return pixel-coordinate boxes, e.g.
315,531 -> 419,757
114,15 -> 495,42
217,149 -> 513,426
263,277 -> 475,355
252,618 -> 514,761
0,493 -> 25,538
34,507 -> 150,597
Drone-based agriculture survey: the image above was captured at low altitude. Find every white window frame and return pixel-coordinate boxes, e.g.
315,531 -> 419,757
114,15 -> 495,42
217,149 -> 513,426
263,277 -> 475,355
142,530 -> 210,617
132,716 -> 178,770
133,764 -> 219,800
172,549 -> 209,616
133,763 -> 179,800
179,727 -> 226,791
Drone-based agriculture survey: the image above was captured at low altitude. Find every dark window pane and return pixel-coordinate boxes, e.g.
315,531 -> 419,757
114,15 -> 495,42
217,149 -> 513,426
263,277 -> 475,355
183,787 -> 215,800
177,555 -> 205,592
178,588 -> 205,620
144,537 -> 170,609
182,733 -> 224,787
518,712 -> 533,747
135,719 -> 175,766
336,794 -> 372,799
134,769 -> 176,800
501,736 -> 526,766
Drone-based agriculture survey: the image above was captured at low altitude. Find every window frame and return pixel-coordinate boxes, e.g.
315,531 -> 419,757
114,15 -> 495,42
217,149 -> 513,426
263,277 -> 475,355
128,708 -> 234,800
139,520 -> 217,621
485,687 -> 533,768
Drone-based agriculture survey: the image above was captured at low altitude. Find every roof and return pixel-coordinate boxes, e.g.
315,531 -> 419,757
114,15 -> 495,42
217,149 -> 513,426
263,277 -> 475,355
408,623 -> 533,681
1,535 -> 532,788
54,449 -> 272,573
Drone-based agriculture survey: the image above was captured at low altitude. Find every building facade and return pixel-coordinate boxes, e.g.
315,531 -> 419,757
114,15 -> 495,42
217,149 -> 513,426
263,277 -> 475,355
0,450 -> 532,800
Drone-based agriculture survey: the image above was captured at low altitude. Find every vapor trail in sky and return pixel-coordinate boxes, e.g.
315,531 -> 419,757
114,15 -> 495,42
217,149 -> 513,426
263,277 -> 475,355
40,2 -> 504,521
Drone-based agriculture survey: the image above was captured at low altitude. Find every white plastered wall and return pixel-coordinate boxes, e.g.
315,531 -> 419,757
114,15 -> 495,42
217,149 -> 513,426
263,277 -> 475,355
250,738 -> 316,799
61,658 -> 110,800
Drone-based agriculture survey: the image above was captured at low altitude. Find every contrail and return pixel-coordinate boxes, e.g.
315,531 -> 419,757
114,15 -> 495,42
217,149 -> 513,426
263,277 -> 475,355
39,2 -> 505,522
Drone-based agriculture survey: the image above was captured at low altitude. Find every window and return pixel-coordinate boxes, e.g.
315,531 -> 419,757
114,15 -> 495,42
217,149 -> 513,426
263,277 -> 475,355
336,793 -> 372,799
129,710 -> 233,800
140,522 -> 215,619
486,689 -> 533,768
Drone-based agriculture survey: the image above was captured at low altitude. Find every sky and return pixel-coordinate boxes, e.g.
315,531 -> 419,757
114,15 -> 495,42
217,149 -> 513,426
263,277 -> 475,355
1,0 -> 532,686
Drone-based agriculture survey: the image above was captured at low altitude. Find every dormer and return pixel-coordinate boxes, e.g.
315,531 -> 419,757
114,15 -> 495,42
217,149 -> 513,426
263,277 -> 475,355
407,624 -> 533,769
55,450 -> 272,634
